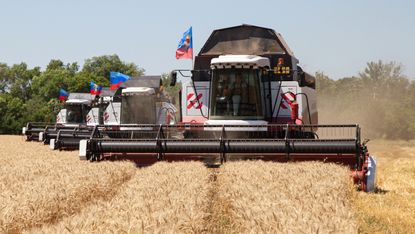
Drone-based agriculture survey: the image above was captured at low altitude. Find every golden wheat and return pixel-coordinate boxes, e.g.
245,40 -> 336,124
5,135 -> 413,233
0,136 -> 137,233
30,162 -> 210,233
217,161 -> 357,233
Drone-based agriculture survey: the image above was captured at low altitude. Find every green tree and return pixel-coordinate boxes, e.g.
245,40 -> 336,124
0,55 -> 145,134
82,54 -> 144,79
0,93 -> 26,134
359,60 -> 408,100
24,96 -> 62,123
31,63 -> 74,102
0,63 -> 41,101
0,63 -> 9,93
317,60 -> 413,139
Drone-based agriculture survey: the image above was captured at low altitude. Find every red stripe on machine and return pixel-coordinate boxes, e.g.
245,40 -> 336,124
186,93 -> 194,100
280,102 -> 288,109
280,92 -> 296,110
282,92 -> 295,103
187,93 -> 203,109
104,112 -> 110,121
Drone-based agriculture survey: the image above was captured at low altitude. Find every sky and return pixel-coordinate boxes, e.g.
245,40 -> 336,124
0,0 -> 414,79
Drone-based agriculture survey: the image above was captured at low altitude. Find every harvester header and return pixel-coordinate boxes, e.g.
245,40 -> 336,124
79,24 -> 377,192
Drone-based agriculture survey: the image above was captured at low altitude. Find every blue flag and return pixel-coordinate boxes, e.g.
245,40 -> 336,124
59,88 -> 69,101
110,72 -> 130,90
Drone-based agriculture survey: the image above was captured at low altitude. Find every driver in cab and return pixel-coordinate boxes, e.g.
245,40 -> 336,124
230,73 -> 247,116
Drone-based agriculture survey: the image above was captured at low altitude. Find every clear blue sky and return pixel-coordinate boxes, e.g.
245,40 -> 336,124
0,0 -> 414,79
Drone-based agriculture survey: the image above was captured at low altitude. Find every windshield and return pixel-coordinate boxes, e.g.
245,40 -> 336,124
210,69 -> 263,120
65,104 -> 85,123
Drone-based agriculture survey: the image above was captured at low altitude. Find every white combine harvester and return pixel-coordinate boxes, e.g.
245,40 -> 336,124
50,76 -> 177,150
79,25 -> 376,192
22,93 -> 95,142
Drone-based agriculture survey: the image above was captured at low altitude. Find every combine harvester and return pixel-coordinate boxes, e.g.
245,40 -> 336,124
80,25 -> 376,192
40,93 -> 97,146
22,93 -> 95,142
45,88 -> 115,149
52,76 -> 177,150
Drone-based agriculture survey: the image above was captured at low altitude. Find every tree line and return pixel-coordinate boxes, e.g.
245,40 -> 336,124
1,56 -> 414,139
0,55 -> 144,134
317,60 -> 415,140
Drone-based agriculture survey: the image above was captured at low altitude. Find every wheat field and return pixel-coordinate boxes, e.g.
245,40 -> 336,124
351,140 -> 415,233
30,162 -> 211,233
0,136 -> 137,233
217,161 -> 357,233
1,135 -> 414,233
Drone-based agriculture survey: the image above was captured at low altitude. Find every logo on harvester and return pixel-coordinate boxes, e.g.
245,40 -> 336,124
187,93 -> 203,109
280,92 -> 296,109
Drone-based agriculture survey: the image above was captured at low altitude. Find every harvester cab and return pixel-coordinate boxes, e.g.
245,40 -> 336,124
49,90 -> 116,150
42,93 -> 95,146
81,25 -> 376,192
53,76 -> 177,150
180,25 -> 317,131
86,87 -> 117,126
55,93 -> 95,126
102,76 -> 177,126
23,92 -> 95,142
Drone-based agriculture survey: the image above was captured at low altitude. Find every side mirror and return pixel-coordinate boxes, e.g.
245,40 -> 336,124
170,71 -> 177,86
298,71 -> 305,87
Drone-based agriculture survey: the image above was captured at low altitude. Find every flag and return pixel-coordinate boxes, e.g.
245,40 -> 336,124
59,88 -> 69,101
90,81 -> 102,95
176,26 -> 193,59
110,72 -> 130,90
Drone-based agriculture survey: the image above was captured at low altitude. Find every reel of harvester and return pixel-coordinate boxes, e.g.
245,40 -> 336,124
51,124 -> 165,151
40,124 -> 73,144
50,126 -> 95,150
79,123 -> 376,192
22,122 -> 53,141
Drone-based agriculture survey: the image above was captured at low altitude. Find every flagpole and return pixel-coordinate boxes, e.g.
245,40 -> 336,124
191,26 -> 194,70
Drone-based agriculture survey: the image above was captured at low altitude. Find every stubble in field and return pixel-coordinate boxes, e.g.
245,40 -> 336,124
351,140 -> 415,233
